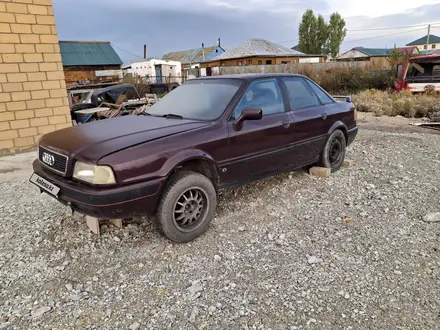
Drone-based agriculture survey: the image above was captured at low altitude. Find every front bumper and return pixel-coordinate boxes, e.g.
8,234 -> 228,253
32,160 -> 165,219
347,126 -> 358,146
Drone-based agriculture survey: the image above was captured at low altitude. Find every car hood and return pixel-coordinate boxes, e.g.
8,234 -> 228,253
39,115 -> 210,162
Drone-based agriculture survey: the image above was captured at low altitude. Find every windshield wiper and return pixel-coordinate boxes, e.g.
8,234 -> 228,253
141,112 -> 183,119
162,113 -> 184,119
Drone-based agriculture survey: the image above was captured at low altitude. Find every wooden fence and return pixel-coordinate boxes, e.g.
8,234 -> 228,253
214,61 -> 375,76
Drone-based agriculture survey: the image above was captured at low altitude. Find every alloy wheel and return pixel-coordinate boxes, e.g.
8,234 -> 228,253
173,187 -> 209,232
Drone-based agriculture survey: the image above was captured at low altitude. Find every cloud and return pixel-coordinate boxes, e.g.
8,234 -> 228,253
341,3 -> 440,51
52,0 -> 440,62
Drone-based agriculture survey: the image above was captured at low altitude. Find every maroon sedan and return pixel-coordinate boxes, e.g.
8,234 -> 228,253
30,74 -> 358,242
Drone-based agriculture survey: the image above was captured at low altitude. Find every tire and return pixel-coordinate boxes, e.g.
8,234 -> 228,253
317,129 -> 346,172
155,171 -> 217,243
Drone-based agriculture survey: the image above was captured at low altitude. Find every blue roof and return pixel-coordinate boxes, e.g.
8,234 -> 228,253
419,49 -> 439,55
407,35 -> 440,46
353,46 -> 419,57
59,41 -> 123,67
163,45 -> 225,64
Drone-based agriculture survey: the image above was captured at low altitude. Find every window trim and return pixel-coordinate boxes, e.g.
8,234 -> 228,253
280,77 -> 323,111
303,77 -> 336,105
228,78 -> 287,121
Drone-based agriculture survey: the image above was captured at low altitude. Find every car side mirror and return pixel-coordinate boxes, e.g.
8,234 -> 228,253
233,108 -> 262,130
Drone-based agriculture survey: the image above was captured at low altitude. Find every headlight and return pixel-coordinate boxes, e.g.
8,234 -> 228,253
73,161 -> 116,185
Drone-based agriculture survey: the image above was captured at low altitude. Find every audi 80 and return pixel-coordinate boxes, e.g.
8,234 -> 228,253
30,74 -> 358,242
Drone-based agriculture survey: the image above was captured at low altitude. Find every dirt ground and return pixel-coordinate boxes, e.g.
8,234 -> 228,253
357,112 -> 440,135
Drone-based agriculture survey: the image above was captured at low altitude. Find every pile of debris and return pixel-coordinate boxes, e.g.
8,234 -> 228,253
410,117 -> 440,131
68,82 -> 160,125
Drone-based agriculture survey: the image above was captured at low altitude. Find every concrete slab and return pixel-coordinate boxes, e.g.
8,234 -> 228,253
0,151 -> 35,183
309,166 -> 331,178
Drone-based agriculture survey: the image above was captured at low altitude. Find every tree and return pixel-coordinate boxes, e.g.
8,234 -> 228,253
327,12 -> 347,58
386,45 -> 418,68
298,10 -> 347,57
298,10 -> 318,54
316,15 -> 329,54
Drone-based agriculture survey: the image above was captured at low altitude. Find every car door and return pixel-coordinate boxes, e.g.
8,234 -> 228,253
304,77 -> 342,126
221,78 -> 294,184
280,77 -> 332,166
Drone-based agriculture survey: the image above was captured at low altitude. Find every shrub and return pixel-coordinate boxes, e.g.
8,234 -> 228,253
284,65 -> 395,94
352,89 -> 440,119
219,63 -> 395,94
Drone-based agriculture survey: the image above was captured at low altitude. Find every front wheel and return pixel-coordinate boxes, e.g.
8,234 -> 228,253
317,129 -> 346,172
155,171 -> 217,243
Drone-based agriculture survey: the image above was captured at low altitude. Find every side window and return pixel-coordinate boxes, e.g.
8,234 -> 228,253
305,79 -> 334,105
232,79 -> 285,119
282,78 -> 320,110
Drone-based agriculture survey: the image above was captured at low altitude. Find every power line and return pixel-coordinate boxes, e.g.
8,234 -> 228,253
346,22 -> 440,32
277,38 -> 299,44
276,23 -> 438,45
111,43 -> 144,59
344,27 -> 427,44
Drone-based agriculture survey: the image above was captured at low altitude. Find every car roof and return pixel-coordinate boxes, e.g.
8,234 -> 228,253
194,73 -> 305,81
93,83 -> 136,95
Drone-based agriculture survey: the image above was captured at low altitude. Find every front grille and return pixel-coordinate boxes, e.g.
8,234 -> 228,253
39,146 -> 68,175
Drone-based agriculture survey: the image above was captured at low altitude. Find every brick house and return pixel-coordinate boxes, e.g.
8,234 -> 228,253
335,46 -> 420,67
59,40 -> 123,87
406,34 -> 440,54
201,39 -> 326,68
0,0 -> 71,156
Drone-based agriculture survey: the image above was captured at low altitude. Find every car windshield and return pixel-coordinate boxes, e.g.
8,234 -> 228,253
144,79 -> 242,120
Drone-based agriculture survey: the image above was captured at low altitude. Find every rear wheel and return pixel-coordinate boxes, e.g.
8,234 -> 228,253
155,171 -> 217,243
317,129 -> 346,171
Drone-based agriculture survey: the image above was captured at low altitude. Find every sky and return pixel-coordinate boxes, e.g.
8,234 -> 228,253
52,0 -> 440,63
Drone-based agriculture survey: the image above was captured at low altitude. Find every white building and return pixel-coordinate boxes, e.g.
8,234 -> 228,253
406,34 -> 440,55
130,59 -> 182,84
121,64 -> 132,78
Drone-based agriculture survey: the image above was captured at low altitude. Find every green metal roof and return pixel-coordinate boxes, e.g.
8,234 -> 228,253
354,47 -> 390,56
353,46 -> 418,57
59,41 -> 123,67
407,35 -> 440,46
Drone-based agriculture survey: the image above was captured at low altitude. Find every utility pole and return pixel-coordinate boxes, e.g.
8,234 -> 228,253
426,24 -> 431,54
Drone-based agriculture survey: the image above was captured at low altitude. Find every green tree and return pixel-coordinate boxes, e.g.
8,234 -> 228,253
387,45 -> 417,68
298,10 -> 318,54
316,14 -> 329,54
327,12 -> 347,58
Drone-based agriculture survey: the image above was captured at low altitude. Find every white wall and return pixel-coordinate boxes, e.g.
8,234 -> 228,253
414,43 -> 440,51
299,57 -> 320,63
131,59 -> 182,81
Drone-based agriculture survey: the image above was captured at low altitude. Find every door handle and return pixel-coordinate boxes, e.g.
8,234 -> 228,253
321,113 -> 328,120
283,120 -> 293,128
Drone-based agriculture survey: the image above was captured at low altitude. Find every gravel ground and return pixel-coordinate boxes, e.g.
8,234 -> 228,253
0,117 -> 439,329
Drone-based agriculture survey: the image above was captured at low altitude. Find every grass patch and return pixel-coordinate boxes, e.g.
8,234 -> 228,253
352,89 -> 440,119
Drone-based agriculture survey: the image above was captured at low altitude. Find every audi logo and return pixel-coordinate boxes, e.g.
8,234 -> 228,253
42,152 -> 55,166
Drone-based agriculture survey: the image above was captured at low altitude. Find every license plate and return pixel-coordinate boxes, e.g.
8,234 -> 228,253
29,173 -> 60,197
